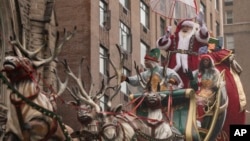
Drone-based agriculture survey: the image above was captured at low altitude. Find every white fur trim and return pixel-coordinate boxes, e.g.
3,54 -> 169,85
182,21 -> 194,27
156,37 -> 171,50
195,29 -> 209,43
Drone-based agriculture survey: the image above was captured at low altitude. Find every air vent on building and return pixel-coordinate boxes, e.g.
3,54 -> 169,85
143,26 -> 148,33
104,10 -> 111,30
123,7 -> 127,15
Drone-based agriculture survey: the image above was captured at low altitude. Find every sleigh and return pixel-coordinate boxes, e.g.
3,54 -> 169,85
130,71 -> 228,141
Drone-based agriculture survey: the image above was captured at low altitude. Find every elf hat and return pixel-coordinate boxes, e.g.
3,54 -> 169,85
144,48 -> 160,62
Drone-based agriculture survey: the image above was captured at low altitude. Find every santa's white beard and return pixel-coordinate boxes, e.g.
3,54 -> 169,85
173,29 -> 195,72
178,30 -> 194,50
179,29 -> 194,38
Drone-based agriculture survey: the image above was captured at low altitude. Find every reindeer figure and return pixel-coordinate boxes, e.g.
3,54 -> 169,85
0,8 -> 77,140
61,58 -> 105,141
143,84 -> 173,139
142,81 -> 184,141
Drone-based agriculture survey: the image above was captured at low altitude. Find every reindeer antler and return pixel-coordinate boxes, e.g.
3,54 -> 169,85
52,69 -> 69,97
108,44 -> 127,85
134,61 -> 146,89
61,58 -> 101,113
10,27 -> 77,68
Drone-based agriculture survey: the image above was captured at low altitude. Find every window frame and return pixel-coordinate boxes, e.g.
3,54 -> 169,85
224,0 -> 233,6
121,67 -> 130,94
140,1 -> 149,29
99,46 -> 108,75
225,35 -> 234,50
119,21 -> 131,52
160,18 -> 166,36
225,11 -> 233,24
140,41 -> 148,68
99,0 -> 108,27
119,0 -> 130,10
200,2 -> 207,23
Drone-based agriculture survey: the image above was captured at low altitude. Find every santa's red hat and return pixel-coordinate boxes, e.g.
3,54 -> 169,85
175,19 -> 194,34
181,20 -> 194,27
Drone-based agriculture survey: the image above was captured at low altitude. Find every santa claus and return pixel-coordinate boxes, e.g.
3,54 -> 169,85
156,12 -> 210,87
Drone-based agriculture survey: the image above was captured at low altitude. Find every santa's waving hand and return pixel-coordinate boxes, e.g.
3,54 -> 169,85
156,12 -> 210,88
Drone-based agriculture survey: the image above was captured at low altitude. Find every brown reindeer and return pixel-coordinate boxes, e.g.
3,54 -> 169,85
1,19 -> 77,141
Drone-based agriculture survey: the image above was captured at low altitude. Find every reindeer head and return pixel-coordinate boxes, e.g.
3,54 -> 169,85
144,91 -> 163,110
100,104 -> 123,141
67,89 -> 103,126
143,73 -> 165,109
3,56 -> 36,83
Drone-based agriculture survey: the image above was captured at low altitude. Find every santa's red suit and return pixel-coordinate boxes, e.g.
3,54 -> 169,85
209,49 -> 246,141
156,20 -> 209,88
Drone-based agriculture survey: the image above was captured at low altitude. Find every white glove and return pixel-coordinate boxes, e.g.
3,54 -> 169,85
162,26 -> 172,42
200,24 -> 208,35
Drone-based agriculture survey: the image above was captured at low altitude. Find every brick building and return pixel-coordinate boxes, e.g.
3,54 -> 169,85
223,0 -> 250,123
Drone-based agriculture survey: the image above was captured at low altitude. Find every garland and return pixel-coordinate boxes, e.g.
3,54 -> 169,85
0,72 -> 71,141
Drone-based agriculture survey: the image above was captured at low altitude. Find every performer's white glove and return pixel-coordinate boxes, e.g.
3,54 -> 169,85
162,26 -> 172,42
200,24 -> 208,35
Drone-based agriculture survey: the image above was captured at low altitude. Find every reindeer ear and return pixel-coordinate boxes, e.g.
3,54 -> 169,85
113,104 -> 123,113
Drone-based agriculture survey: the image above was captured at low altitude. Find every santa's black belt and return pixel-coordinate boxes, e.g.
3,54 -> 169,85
172,49 -> 198,55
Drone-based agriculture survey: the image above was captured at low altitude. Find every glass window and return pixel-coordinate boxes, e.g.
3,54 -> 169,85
210,13 -> 213,31
140,1 -> 149,28
121,68 -> 130,94
99,0 -> 108,27
100,95 -> 108,110
215,0 -> 219,10
160,18 -> 166,36
224,0 -> 233,6
140,42 -> 148,67
200,2 -> 206,23
225,35 -> 234,50
119,22 -> 131,52
216,21 -> 220,36
225,11 -> 233,24
119,0 -> 130,10
99,46 -> 107,75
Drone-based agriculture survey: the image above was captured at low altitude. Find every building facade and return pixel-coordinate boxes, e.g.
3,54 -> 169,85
223,0 -> 250,123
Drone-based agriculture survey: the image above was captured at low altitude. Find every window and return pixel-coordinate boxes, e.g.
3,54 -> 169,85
160,18 -> 166,36
225,35 -> 234,50
216,21 -> 220,36
99,0 -> 108,27
119,22 -> 131,52
121,68 -> 130,94
99,46 -> 107,75
210,14 -> 213,31
140,42 -> 148,67
225,11 -> 233,24
140,1 -> 149,28
119,0 -> 130,10
215,0 -> 219,10
100,95 -> 108,110
200,2 -> 206,23
224,0 -> 233,6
